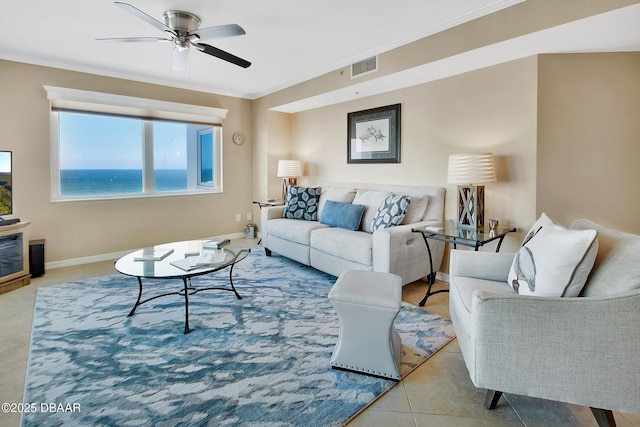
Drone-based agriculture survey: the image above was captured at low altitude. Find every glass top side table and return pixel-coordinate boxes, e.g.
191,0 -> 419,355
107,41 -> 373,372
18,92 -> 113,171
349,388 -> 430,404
412,221 -> 516,306
252,200 -> 285,208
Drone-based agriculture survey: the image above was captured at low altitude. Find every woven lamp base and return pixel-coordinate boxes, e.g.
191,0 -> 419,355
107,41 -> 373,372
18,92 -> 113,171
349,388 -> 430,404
457,184 -> 485,230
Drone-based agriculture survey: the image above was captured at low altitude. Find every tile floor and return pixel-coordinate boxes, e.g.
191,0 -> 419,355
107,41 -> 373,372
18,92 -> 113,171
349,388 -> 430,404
1,258 -> 639,427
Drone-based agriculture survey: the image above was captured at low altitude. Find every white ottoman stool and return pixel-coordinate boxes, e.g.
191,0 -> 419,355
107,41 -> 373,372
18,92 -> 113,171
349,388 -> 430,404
328,270 -> 403,380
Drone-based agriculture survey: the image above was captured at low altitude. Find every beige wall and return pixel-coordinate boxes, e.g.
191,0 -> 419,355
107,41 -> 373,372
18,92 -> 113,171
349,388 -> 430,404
1,60 -> 254,264
288,57 -> 539,253
537,53 -> 640,234
250,99 -> 291,222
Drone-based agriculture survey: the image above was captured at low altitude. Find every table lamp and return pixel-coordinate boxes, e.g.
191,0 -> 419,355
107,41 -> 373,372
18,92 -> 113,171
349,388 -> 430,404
277,160 -> 302,202
448,153 -> 496,230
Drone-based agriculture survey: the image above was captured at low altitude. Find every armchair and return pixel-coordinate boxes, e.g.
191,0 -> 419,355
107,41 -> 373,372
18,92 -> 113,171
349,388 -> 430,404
449,219 -> 640,426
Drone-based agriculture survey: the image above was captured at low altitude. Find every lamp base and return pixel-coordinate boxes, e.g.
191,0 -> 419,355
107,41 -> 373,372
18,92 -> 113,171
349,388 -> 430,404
457,185 -> 485,230
282,177 -> 298,202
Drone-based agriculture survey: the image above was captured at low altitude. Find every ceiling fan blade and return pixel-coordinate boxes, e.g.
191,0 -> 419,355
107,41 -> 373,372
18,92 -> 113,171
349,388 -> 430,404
172,47 -> 189,71
191,24 -> 246,40
96,37 -> 172,43
193,43 -> 251,68
114,2 -> 174,35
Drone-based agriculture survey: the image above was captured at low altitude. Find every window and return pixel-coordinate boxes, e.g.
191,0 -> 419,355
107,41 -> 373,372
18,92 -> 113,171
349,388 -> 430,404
45,86 -> 227,201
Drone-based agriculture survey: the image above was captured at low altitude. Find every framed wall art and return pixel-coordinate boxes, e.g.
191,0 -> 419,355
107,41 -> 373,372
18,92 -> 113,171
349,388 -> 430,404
347,103 -> 401,164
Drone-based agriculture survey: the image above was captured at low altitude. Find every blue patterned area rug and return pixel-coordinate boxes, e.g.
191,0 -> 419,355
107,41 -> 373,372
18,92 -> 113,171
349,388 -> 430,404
22,250 -> 454,426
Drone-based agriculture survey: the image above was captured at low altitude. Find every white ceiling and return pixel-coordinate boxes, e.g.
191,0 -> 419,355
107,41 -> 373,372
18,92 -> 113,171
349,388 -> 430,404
1,0 -> 639,112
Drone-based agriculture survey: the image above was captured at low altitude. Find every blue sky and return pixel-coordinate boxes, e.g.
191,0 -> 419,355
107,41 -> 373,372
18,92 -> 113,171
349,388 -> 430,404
0,151 -> 10,173
59,113 -> 187,170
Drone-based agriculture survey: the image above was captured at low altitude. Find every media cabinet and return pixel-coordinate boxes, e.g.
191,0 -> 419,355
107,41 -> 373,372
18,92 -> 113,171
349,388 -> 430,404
0,221 -> 31,294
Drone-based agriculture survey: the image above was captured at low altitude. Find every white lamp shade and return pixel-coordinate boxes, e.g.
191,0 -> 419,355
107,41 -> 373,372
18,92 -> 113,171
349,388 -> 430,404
448,153 -> 496,184
277,160 -> 302,178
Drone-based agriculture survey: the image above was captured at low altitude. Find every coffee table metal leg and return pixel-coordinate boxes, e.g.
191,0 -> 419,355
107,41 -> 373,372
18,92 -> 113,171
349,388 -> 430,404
183,277 -> 191,334
128,277 -> 144,317
228,263 -> 243,300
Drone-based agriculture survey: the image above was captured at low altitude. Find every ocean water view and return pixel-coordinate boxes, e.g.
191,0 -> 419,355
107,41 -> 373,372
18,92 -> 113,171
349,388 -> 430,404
60,169 -> 192,196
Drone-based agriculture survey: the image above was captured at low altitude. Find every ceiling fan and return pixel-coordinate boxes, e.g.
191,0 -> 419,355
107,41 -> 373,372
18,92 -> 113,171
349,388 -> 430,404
97,2 -> 251,70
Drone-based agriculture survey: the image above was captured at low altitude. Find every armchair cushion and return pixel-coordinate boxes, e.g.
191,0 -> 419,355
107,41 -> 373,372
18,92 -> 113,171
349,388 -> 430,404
507,213 -> 598,297
454,277 -> 516,315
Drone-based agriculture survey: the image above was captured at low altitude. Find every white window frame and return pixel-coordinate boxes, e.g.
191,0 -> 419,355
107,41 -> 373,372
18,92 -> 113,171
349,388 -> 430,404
45,86 -> 227,201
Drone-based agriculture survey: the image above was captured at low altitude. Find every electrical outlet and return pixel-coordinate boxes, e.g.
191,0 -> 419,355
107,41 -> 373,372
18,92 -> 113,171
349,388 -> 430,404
235,213 -> 241,222
247,212 -> 253,221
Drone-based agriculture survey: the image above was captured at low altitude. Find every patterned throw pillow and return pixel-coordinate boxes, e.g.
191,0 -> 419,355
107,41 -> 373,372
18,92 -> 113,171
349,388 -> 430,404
507,213 -> 598,297
371,193 -> 411,232
283,186 -> 322,221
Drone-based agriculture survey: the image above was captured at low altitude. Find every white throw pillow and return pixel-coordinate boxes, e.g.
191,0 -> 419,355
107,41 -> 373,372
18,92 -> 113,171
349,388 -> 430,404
507,213 -> 598,297
400,195 -> 428,224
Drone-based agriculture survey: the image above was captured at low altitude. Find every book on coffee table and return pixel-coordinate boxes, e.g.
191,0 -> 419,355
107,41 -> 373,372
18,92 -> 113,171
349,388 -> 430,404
169,251 -> 226,271
203,239 -> 230,250
170,258 -> 199,271
195,251 -> 226,265
134,248 -> 174,261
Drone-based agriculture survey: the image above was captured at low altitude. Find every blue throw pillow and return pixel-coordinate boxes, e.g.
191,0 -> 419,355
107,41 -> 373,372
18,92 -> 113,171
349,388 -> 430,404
283,186 -> 322,221
371,193 -> 411,231
319,200 -> 365,231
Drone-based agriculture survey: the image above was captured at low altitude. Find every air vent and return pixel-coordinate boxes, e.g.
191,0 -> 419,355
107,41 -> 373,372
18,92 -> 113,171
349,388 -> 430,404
351,56 -> 378,79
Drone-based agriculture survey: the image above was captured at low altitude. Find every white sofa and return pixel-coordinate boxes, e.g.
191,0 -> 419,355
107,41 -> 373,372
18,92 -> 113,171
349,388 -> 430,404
260,183 -> 445,285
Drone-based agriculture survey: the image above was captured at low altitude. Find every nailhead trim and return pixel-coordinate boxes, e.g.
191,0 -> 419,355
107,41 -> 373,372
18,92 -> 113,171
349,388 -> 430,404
331,362 -> 400,380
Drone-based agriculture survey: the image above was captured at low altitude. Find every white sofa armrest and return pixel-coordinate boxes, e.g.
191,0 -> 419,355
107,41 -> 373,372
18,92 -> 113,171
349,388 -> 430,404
373,220 -> 444,285
470,289 -> 640,414
263,205 -> 285,220
260,206 -> 285,247
449,249 -> 515,283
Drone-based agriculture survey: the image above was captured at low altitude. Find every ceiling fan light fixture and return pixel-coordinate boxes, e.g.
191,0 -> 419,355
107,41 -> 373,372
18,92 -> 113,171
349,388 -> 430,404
172,46 -> 189,71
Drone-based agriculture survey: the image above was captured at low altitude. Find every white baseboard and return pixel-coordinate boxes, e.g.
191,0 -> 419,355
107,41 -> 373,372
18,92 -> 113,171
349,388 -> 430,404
45,232 -> 246,270
436,271 -> 450,283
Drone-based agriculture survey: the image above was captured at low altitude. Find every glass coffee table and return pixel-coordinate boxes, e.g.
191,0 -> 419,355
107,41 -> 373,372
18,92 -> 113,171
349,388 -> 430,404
115,239 -> 251,334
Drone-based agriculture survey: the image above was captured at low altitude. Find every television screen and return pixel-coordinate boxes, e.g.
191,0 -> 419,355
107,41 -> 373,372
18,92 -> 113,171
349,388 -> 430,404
0,151 -> 12,216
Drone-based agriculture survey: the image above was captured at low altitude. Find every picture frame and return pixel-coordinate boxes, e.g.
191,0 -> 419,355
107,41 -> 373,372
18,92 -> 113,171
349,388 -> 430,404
347,103 -> 401,164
